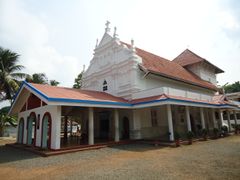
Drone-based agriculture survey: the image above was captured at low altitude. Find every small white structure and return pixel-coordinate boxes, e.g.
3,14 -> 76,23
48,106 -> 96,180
9,22 -> 240,150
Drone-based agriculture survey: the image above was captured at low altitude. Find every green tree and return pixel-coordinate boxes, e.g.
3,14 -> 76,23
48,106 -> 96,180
0,47 -> 27,102
49,80 -> 60,86
25,73 -> 48,84
26,73 -> 60,86
73,71 -> 84,89
0,106 -> 17,137
224,81 -> 240,93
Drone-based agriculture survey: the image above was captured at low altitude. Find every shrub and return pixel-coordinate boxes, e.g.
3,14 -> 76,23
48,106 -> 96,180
201,128 -> 208,136
174,131 -> 181,140
187,131 -> 194,139
221,125 -> 228,136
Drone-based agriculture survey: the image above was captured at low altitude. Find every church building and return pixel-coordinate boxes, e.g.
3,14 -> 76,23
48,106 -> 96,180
9,22 -> 240,150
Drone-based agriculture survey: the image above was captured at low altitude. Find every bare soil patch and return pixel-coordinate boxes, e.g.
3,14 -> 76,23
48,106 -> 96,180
0,136 -> 239,180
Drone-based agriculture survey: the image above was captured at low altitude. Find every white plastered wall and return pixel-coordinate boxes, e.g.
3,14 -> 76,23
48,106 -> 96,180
18,105 -> 61,150
186,63 -> 217,85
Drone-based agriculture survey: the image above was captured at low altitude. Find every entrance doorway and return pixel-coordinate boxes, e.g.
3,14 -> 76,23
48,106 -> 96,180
99,112 -> 110,139
27,112 -> 36,146
41,113 -> 52,149
17,118 -> 24,144
190,115 -> 198,136
122,117 -> 129,139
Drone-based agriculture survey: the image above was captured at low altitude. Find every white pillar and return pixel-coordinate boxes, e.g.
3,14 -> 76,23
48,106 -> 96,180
211,109 -> 217,128
88,107 -> 94,145
23,116 -> 28,144
200,107 -> 206,129
218,109 -> 224,127
233,111 -> 237,126
167,104 -> 174,141
185,106 -> 191,131
227,111 -> 231,132
51,106 -> 61,150
114,109 -> 119,142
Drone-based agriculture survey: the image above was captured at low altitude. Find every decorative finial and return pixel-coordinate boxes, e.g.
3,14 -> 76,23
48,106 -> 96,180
131,39 -> 136,52
113,27 -> 118,38
105,20 -> 110,33
95,38 -> 98,48
131,39 -> 134,47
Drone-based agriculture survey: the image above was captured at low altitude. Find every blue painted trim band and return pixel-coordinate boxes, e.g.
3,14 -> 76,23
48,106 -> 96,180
132,97 -> 236,108
23,82 -> 131,106
24,82 -> 49,100
12,81 -> 238,109
12,81 -> 25,102
9,82 -> 25,114
48,97 -> 132,106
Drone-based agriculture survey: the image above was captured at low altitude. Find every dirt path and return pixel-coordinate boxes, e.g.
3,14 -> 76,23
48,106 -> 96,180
0,136 -> 240,180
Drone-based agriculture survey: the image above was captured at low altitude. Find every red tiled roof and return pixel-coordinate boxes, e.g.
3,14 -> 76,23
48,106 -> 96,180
121,42 -> 217,91
137,48 -> 217,91
131,94 -> 168,104
30,83 -> 128,103
173,49 -> 224,73
27,83 -> 234,107
212,94 -> 232,105
131,93 -> 231,106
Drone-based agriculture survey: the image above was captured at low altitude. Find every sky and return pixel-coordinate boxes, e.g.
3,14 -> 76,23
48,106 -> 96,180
0,0 -> 240,88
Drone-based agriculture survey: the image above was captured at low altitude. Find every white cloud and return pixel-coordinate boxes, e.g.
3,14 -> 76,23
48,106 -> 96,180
218,11 -> 239,31
0,0 -> 82,87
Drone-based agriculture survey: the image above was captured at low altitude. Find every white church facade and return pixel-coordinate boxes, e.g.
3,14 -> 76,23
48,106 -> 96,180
9,22 -> 240,150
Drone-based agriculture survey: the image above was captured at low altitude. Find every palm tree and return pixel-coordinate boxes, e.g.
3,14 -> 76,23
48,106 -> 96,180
26,73 -> 60,86
0,106 -> 17,137
25,73 -> 48,84
0,47 -> 27,102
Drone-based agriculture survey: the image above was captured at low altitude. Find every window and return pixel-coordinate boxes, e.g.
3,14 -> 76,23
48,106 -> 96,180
103,80 -> 108,91
151,109 -> 158,127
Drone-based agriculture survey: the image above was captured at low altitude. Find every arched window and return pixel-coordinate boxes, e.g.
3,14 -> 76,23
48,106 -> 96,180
103,80 -> 108,91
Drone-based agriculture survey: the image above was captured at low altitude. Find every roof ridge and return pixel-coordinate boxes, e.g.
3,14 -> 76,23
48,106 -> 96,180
173,48 -> 205,63
135,47 -> 171,62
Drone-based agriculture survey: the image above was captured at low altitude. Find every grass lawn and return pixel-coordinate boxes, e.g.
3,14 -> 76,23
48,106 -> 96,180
0,135 -> 240,180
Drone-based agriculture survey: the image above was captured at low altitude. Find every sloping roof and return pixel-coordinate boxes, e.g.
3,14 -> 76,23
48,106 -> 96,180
136,47 -> 217,91
132,93 -> 220,106
121,42 -> 217,91
28,84 -> 233,107
131,94 -> 168,104
9,82 -> 238,115
212,94 -> 234,105
30,83 -> 128,103
173,49 -> 224,73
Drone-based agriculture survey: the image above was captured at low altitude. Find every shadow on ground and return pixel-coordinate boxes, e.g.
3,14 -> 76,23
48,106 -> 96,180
0,145 -> 39,164
110,143 -> 168,152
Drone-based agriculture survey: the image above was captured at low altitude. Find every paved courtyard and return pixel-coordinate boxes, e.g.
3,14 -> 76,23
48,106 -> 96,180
0,136 -> 240,180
